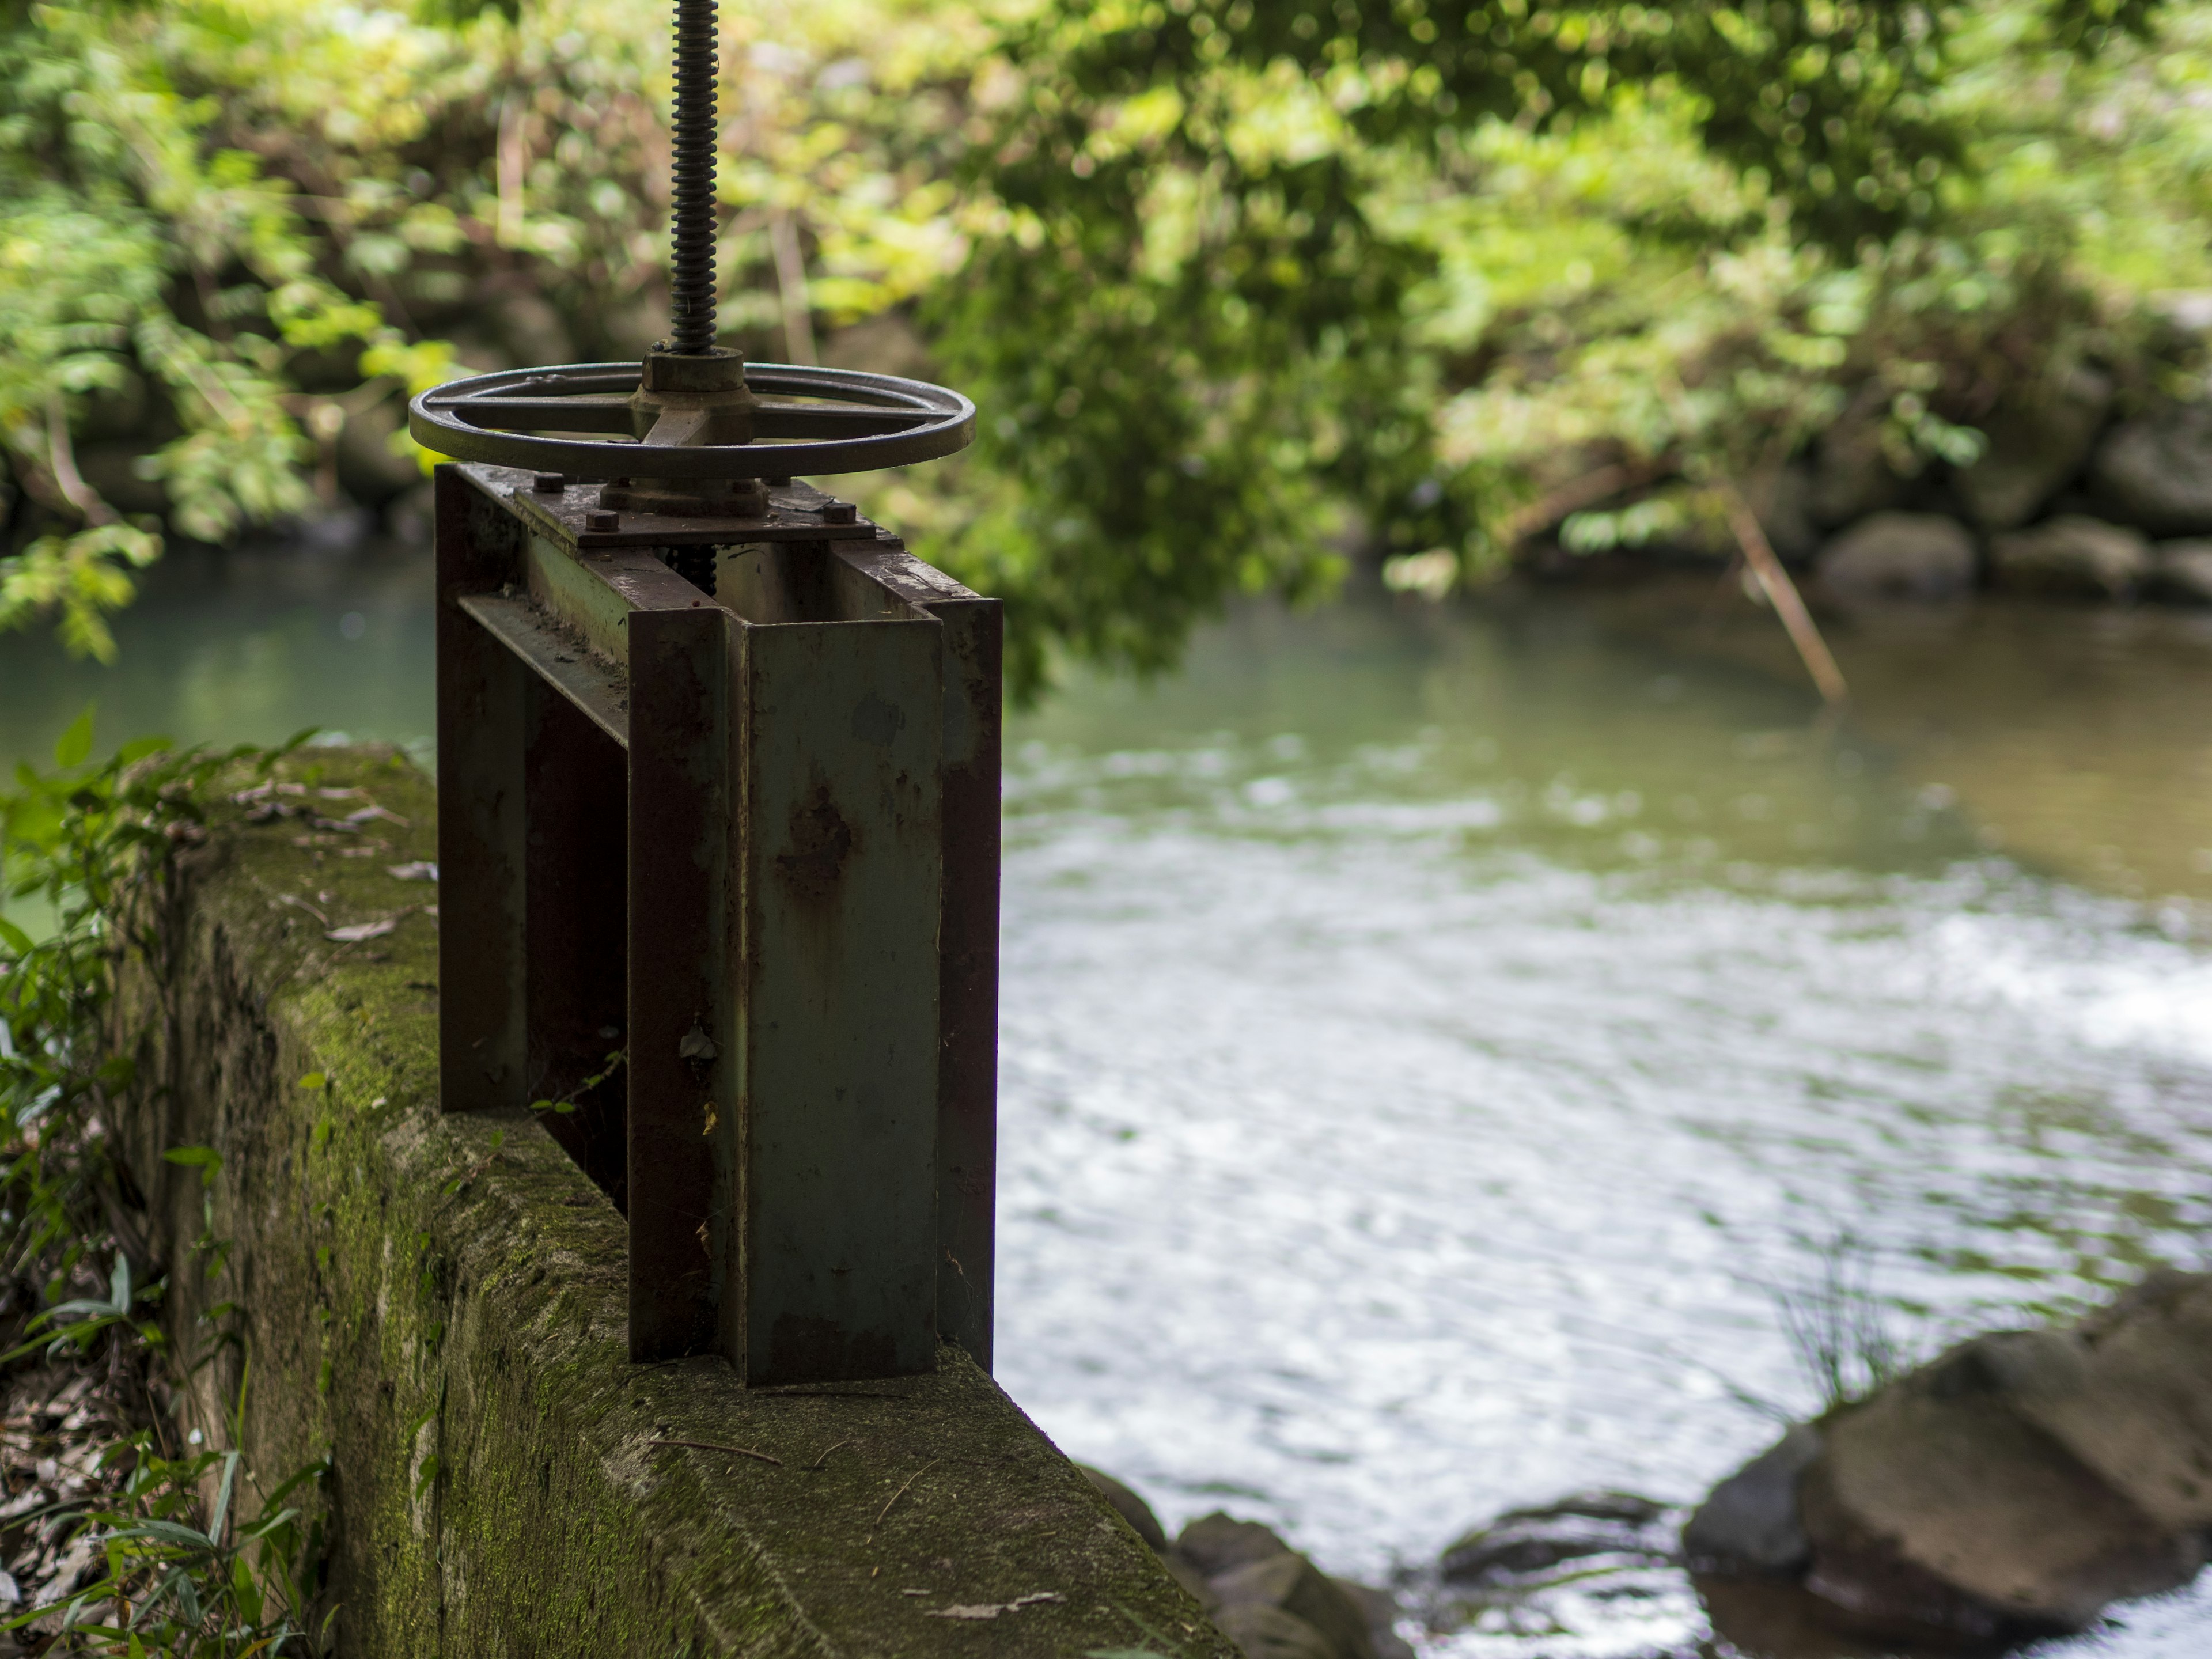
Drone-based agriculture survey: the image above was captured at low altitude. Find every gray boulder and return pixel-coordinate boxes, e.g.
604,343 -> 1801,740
1802,1366 -> 2199,1635
1991,1270 -> 2212,1535
1682,1425 -> 1822,1575
1161,1509 -> 1385,1659
1957,369 -> 2112,529
1989,514 -> 2151,599
1078,1464 -> 1168,1552
1177,1511 -> 1298,1578
1440,1490 -> 1672,1582
1331,1579 -> 1415,1659
2090,401 -> 2212,534
1815,512 -> 1976,601
1809,416 -> 1908,529
1783,1271 -> 2212,1640
1212,1604 -> 1338,1659
2150,540 -> 2212,604
1209,1554 -> 1376,1659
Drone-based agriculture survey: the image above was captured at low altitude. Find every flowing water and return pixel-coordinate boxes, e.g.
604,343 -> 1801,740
4,540 -> 2211,1658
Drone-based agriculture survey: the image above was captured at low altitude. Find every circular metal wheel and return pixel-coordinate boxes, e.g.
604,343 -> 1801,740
409,361 -> 975,478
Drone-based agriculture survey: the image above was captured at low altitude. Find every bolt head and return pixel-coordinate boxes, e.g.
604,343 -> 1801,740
532,472 -> 566,493
586,509 -> 620,532
766,475 -> 793,488
821,501 -> 858,525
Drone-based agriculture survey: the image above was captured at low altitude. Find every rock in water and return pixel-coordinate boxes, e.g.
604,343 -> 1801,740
1990,514 -> 2152,598
1209,1554 -> 1377,1659
1683,1425 -> 1822,1575
2092,401 -> 2212,534
1989,1270 -> 2212,1535
1815,513 -> 1976,601
1212,1603 -> 1339,1659
1177,1512 -> 1300,1579
2150,540 -> 2212,604
1439,1490 -> 1673,1582
1779,1270 -> 2212,1640
1802,1380 -> 2199,1635
1078,1464 -> 1168,1552
1331,1579 -> 1416,1659
1957,369 -> 2112,529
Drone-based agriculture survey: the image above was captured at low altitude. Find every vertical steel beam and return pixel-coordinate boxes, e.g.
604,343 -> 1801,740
725,609 -> 944,1384
627,603 -> 731,1363
521,681 -> 630,1205
927,594 -> 1001,1370
821,543 -> 1003,1369
436,466 -> 528,1114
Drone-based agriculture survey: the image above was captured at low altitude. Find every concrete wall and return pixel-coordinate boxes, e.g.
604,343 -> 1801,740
112,745 -> 1230,1658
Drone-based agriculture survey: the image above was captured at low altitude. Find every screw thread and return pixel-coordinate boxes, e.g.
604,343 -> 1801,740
668,0 -> 719,354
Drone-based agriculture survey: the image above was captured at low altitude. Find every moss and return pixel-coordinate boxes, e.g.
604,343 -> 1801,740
112,747 -> 1232,1658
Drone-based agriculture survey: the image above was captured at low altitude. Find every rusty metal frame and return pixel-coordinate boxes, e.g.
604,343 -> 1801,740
434,463 -> 999,1381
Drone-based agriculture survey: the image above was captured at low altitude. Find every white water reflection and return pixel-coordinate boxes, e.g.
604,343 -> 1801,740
990,603 -> 2212,1656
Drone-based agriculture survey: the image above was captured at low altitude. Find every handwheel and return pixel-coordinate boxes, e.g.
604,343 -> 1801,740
409,359 -> 976,480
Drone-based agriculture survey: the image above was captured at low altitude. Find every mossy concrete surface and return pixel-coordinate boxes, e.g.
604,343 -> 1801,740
112,746 -> 1232,1658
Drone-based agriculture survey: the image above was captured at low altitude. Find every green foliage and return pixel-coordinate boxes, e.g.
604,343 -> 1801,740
2,0 -> 2209,684
953,0 -> 2209,620
2,1439 -> 332,1654
0,718 -> 332,1652
0,1 -> 444,660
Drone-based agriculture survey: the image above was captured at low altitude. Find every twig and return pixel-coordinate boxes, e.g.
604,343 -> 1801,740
1497,459 -> 1664,546
44,395 -> 116,526
808,1438 -> 855,1471
273,893 -> 331,927
770,210 -> 817,366
869,1459 -> 939,1535
1717,482 -> 1850,708
648,1438 -> 783,1467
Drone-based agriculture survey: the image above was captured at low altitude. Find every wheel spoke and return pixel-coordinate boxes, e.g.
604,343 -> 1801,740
431,393 -> 635,434
752,402 -> 933,438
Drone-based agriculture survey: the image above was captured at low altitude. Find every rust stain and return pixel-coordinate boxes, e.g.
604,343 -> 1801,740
775,785 -> 857,901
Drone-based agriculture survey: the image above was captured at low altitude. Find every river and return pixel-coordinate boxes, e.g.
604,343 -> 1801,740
3,538 -> 2210,1658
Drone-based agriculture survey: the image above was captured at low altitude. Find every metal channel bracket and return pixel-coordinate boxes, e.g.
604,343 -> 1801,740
434,463 -> 1000,1382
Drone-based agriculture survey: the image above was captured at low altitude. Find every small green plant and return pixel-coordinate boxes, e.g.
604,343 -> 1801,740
1,1437 -> 332,1654
529,1048 -> 626,1116
1,713 -> 335,1652
1771,1232 -> 1914,1414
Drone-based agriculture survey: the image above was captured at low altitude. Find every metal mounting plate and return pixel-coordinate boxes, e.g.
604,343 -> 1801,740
508,471 -> 880,550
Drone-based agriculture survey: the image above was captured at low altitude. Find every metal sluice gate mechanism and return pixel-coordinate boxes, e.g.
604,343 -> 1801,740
406,0 -> 998,1385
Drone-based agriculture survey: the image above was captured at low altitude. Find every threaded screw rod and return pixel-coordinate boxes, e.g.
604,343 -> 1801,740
668,0 -> 719,354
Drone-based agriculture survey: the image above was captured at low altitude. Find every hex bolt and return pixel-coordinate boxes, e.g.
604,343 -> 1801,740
586,509 -> 620,532
766,475 -> 793,488
532,471 -> 566,493
820,501 -> 857,525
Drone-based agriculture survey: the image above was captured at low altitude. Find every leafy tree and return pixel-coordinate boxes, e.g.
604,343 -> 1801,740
935,0 -> 2194,690
2,0 -> 2206,695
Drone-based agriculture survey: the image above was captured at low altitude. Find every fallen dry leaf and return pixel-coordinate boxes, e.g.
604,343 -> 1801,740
326,917 -> 400,944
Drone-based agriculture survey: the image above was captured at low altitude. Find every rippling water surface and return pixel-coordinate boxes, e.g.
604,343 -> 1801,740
4,544 -> 2211,1657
